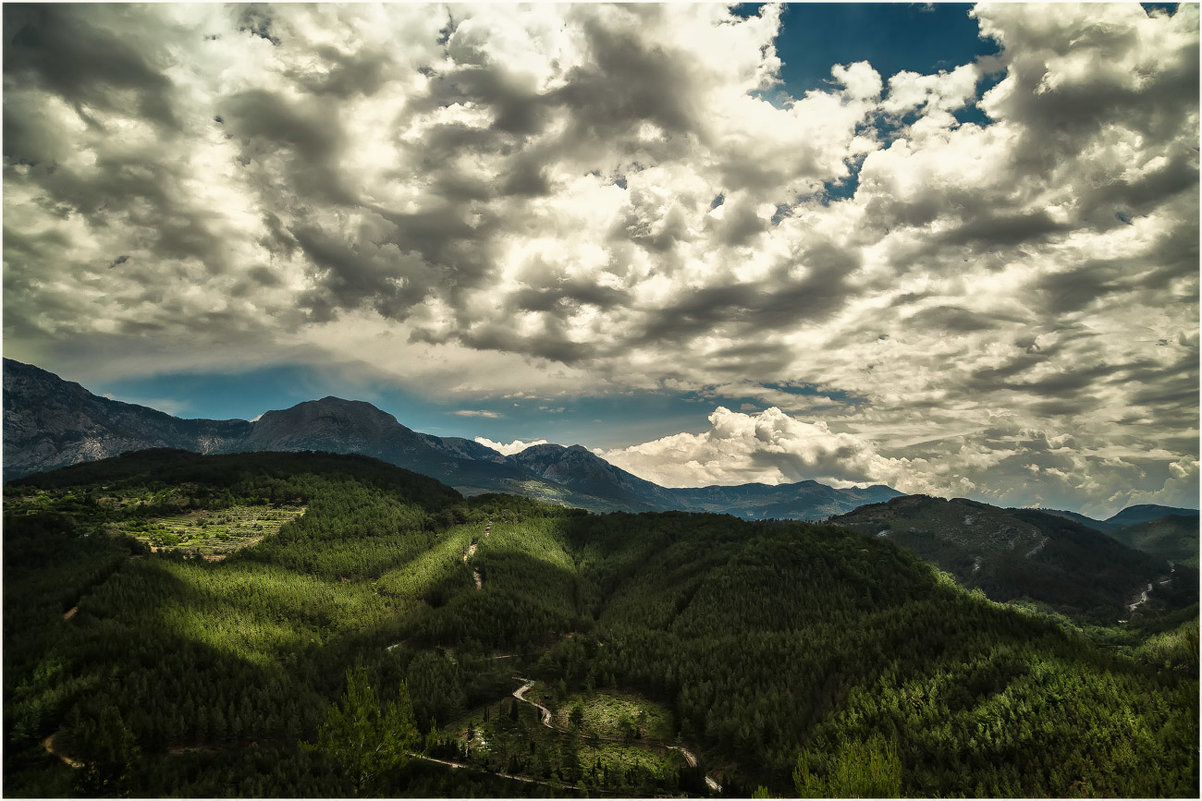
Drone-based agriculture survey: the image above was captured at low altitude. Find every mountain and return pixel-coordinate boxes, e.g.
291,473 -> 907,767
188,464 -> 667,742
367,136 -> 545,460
496,442 -> 903,519
830,494 -> 1197,625
1040,507 -> 1114,531
2,358 -> 895,520
1104,514 -> 1200,568
1040,504 -> 1199,567
668,479 -> 902,520
235,395 -> 542,496
1106,504 -> 1200,527
503,443 -> 679,511
2,359 -> 250,480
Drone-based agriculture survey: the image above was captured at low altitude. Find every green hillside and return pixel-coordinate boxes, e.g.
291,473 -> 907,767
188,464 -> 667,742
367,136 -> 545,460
832,495 -> 1197,626
3,451 -> 1197,797
1107,515 -> 1200,568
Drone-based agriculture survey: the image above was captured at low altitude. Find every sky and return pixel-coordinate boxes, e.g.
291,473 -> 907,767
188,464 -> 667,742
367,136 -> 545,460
3,2 -> 1198,518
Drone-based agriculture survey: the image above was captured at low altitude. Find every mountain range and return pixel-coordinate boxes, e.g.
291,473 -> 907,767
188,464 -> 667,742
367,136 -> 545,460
2,358 -> 901,519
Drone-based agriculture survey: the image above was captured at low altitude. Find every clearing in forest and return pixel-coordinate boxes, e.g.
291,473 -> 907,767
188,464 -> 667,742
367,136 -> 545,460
120,504 -> 306,558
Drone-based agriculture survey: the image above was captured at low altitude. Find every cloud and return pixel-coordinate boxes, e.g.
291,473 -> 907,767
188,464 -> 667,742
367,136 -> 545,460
600,406 -> 1196,519
455,409 -> 501,419
3,3 -> 1196,516
475,437 -> 548,456
598,406 -> 932,492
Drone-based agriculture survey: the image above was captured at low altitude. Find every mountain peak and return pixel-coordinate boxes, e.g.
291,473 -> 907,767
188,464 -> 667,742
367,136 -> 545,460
245,397 -> 409,449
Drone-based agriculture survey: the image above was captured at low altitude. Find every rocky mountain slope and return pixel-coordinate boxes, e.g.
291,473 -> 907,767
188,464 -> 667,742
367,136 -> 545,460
2,359 -> 250,479
3,358 -> 897,520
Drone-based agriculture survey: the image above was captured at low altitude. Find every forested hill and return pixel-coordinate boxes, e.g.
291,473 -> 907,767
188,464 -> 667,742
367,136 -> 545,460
831,494 -> 1199,626
4,450 -> 1197,798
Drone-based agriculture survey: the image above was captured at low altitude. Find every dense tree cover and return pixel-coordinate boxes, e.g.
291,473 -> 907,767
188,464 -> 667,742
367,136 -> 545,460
833,496 -> 1196,626
3,450 -> 1197,797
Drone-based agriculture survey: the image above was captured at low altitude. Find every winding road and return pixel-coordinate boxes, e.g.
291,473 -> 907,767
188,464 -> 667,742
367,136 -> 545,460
510,677 -> 721,793
1128,581 -> 1154,613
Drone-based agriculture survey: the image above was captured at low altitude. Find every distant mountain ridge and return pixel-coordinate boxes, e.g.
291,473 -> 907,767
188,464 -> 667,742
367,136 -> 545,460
2,358 -> 900,520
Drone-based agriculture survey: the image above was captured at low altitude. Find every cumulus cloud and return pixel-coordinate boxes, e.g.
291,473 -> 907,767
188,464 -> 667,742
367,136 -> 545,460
475,437 -> 549,456
3,3 -> 1196,515
598,406 -> 934,493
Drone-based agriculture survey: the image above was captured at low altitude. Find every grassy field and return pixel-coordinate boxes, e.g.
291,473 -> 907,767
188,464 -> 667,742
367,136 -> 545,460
118,504 -> 305,558
554,690 -> 675,742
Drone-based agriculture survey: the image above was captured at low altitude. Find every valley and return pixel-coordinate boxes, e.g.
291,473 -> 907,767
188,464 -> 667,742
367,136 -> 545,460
3,450 -> 1197,797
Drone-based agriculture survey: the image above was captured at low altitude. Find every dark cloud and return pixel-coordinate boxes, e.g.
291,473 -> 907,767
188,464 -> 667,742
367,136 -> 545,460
712,199 -> 769,247
292,223 -> 438,322
221,89 -> 349,200
1035,264 -> 1121,314
552,7 -> 703,142
632,241 -> 855,353
3,4 -> 179,132
906,305 -> 1008,333
289,44 -> 391,98
940,209 -> 1064,248
421,65 -> 549,137
510,279 -> 630,315
499,153 -> 552,197
238,5 -> 281,46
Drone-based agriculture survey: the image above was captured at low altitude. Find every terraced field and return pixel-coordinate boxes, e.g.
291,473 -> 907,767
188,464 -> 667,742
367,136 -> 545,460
119,504 -> 306,558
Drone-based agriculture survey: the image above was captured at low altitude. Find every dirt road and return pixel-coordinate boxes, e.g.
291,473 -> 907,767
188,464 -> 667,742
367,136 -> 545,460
509,678 -> 721,792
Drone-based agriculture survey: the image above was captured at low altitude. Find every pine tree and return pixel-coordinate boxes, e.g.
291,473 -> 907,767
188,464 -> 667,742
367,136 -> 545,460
72,705 -> 141,797
308,666 -> 420,795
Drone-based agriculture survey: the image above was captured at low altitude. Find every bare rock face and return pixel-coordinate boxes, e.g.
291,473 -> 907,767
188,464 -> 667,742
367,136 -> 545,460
3,359 -> 250,481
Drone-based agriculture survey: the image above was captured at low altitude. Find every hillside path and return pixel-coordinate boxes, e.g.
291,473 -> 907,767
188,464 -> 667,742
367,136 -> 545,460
409,752 -> 622,795
509,677 -> 721,793
463,540 -> 482,590
511,678 -> 553,727
41,733 -> 82,769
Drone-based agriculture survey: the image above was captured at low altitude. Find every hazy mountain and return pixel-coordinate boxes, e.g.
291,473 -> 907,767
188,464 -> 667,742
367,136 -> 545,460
670,480 -> 902,520
499,443 -> 903,519
1106,504 -> 1200,527
2,358 -> 897,520
1040,507 -> 1115,531
831,494 -> 1197,625
1039,504 -> 1198,567
1103,515 -> 1200,568
503,443 -> 678,511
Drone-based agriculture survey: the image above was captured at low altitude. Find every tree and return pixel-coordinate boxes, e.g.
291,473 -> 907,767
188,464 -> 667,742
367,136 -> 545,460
310,666 -> 420,795
72,705 -> 141,797
795,735 -> 902,798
